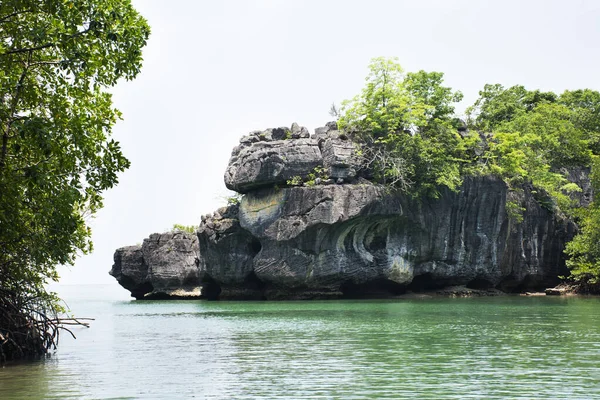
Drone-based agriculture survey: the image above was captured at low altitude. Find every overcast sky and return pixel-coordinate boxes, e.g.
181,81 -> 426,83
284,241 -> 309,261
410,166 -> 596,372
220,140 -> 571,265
57,0 -> 600,285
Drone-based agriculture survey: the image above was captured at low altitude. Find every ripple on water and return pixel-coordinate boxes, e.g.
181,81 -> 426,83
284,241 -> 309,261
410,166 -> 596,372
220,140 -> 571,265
1,291 -> 599,399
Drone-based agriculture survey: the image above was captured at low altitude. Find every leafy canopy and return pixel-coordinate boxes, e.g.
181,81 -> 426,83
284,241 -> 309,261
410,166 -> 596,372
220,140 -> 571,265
470,84 -> 599,212
338,57 -> 471,196
339,58 -> 600,286
0,0 -> 149,297
468,84 -> 600,286
565,158 -> 600,286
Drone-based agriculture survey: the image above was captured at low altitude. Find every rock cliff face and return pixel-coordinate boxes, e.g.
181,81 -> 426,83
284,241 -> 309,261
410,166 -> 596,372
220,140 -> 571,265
110,232 -> 200,299
110,123 -> 582,300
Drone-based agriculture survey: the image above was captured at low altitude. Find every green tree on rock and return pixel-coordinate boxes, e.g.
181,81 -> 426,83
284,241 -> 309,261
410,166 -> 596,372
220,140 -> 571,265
0,0 -> 150,361
565,157 -> 600,291
338,57 -> 473,196
339,58 -> 600,288
468,84 -> 600,286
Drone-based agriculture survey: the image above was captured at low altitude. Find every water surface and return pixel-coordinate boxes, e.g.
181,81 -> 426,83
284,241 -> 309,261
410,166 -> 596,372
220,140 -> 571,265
1,285 -> 599,399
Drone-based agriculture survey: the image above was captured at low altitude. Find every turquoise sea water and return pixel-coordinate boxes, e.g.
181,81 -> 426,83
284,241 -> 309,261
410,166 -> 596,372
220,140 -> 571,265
1,284 -> 600,399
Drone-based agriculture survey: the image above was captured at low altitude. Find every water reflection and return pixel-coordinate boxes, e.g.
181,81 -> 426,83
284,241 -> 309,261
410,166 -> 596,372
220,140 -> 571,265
0,287 -> 599,399
0,357 -> 83,399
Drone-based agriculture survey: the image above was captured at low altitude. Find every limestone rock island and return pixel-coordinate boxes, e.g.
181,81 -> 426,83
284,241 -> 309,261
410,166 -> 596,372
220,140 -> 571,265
110,122 -> 587,299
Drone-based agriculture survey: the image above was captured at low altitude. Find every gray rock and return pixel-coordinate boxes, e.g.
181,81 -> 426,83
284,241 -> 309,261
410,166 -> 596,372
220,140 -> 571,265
239,134 -> 260,144
322,138 -> 358,179
314,126 -> 329,136
143,232 -> 200,291
259,129 -> 271,141
291,122 -> 310,139
110,231 -> 201,299
112,176 -> 576,300
456,118 -> 468,135
260,127 -> 290,141
110,245 -> 148,299
197,204 -> 263,299
291,122 -> 301,135
313,121 -> 341,143
565,166 -> 593,207
112,121 -> 588,301
235,178 -> 572,296
224,138 -> 323,193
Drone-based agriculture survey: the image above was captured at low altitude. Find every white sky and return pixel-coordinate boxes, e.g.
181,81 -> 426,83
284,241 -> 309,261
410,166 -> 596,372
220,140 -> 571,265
58,0 -> 600,284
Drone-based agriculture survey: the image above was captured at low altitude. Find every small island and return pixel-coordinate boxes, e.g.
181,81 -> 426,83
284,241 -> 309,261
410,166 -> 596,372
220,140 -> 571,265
111,59 -> 599,300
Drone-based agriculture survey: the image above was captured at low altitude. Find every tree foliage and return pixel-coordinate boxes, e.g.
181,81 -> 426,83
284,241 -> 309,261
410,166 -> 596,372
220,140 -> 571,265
467,84 -> 600,285
172,224 -> 196,234
466,84 -> 558,132
0,0 -> 149,361
565,158 -> 600,288
339,58 -> 600,287
468,85 -> 598,215
338,57 -> 472,197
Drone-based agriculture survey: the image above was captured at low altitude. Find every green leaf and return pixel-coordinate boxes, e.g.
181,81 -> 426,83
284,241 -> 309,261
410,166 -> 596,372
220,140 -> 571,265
0,0 -> 150,331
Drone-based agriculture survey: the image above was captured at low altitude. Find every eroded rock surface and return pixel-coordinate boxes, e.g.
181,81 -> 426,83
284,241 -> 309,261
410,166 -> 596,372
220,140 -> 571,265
321,138 -> 357,180
111,245 -> 148,299
236,178 -> 572,297
197,204 -> 263,299
224,138 -> 322,193
111,122 -> 585,300
110,231 -> 200,299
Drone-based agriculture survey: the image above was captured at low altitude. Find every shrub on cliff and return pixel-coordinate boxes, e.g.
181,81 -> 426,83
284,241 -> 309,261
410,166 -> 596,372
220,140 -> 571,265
469,85 -> 600,219
466,83 -> 600,288
565,158 -> 600,291
337,57 -> 475,197
0,0 -> 150,362
338,57 -> 600,286
172,224 -> 196,234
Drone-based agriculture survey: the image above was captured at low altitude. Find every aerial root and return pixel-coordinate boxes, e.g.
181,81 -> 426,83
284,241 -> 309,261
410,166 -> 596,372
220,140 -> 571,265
0,288 -> 93,363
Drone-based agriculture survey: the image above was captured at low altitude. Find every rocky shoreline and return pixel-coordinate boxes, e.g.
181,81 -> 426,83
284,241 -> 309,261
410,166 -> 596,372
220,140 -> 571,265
110,122 -> 590,300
